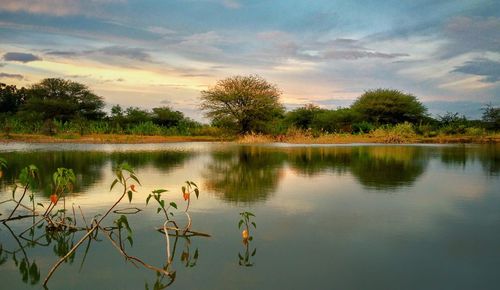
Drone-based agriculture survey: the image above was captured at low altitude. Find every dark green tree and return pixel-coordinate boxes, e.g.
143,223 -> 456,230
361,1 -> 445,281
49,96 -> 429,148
151,106 -> 184,127
285,104 -> 326,130
200,75 -> 285,134
18,78 -> 105,121
351,89 -> 427,125
0,83 -> 26,114
482,104 -> 500,131
124,107 -> 151,124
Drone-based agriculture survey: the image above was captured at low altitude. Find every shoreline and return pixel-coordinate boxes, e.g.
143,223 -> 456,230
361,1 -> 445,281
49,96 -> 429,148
0,133 -> 499,145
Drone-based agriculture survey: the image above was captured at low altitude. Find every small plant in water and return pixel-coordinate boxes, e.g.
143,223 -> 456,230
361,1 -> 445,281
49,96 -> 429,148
238,211 -> 257,267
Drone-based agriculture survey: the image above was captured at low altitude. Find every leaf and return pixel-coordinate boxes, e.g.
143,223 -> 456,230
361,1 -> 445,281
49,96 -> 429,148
251,222 -> 256,229
110,179 -> 119,191
127,236 -> 134,247
130,174 -> 141,186
37,203 -> 44,208
181,186 -> 186,194
159,200 -> 165,208
157,208 -> 161,214
194,188 -> 200,199
193,249 -> 199,259
146,194 -> 152,205
169,202 -> 177,209
152,189 -> 168,194
251,248 -> 257,257
190,181 -> 198,188
238,220 -> 244,229
127,190 -> 133,203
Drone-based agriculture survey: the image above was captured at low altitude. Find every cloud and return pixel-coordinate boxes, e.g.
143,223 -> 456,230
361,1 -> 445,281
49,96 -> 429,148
0,0 -> 125,17
46,50 -> 79,57
2,52 -> 41,62
442,16 -> 500,58
0,72 -> 24,80
93,46 -> 152,62
452,58 -> 500,83
322,50 -> 408,60
221,0 -> 241,9
45,46 -> 153,63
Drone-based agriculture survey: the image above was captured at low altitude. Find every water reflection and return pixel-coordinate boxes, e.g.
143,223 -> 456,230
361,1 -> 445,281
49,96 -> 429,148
203,147 -> 286,203
0,151 -> 193,196
0,144 -> 498,205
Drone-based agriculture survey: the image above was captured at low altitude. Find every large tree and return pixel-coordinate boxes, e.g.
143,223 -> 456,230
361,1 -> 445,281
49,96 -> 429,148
351,89 -> 427,125
200,75 -> 284,134
0,83 -> 27,114
19,78 -> 105,121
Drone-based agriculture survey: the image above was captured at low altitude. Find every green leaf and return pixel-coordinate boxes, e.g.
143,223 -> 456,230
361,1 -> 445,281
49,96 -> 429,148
251,248 -> 257,257
194,188 -> 200,199
169,202 -> 177,209
36,203 -> 44,208
159,200 -> 165,208
130,174 -> 141,186
181,186 -> 186,194
127,190 -> 133,203
238,220 -> 244,229
127,236 -> 134,247
110,179 -> 119,191
146,194 -> 152,205
157,208 -> 161,214
251,222 -> 256,229
152,189 -> 168,194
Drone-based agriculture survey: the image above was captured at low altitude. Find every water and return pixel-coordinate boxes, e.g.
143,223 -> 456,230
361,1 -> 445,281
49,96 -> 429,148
0,142 -> 499,290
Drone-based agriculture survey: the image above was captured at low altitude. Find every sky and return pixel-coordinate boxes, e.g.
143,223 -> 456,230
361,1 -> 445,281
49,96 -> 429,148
0,0 -> 499,121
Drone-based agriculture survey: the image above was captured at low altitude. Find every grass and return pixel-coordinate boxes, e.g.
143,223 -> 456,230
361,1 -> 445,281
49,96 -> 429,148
0,133 -> 225,144
1,132 -> 499,144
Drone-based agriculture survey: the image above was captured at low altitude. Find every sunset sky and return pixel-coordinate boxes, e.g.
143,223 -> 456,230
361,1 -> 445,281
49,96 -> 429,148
0,0 -> 499,120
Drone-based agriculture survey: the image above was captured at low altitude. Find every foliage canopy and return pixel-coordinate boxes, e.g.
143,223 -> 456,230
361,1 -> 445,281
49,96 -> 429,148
200,75 -> 284,134
351,89 -> 427,125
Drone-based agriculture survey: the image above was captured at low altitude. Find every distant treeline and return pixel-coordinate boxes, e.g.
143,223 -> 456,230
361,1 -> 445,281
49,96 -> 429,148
1,77 -> 499,137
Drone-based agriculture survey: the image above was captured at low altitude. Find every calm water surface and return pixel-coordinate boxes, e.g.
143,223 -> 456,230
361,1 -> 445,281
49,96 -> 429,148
0,142 -> 499,290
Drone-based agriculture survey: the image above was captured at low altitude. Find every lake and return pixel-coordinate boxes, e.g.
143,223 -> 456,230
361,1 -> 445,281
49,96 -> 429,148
0,142 -> 499,290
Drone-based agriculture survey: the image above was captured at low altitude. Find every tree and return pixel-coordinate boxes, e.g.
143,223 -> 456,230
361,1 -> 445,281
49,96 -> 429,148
18,78 -> 105,121
482,104 -> 500,131
200,75 -> 284,134
285,104 -> 326,130
0,83 -> 27,114
151,106 -> 184,127
351,89 -> 427,125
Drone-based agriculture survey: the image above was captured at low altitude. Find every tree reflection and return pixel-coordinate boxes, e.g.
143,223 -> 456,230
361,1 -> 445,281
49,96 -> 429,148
203,147 -> 286,204
287,146 -> 428,191
349,146 -> 428,190
0,150 -> 192,196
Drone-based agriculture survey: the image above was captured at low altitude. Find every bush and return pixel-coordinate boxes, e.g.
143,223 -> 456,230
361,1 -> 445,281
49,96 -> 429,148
371,122 -> 416,143
127,122 -> 162,135
465,127 -> 486,136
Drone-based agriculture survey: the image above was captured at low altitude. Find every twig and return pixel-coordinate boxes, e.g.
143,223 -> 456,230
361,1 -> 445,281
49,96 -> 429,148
7,185 -> 29,219
101,228 -> 171,276
43,183 -> 130,287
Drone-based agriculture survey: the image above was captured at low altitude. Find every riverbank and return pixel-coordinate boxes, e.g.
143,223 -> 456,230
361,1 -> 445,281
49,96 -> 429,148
1,133 -> 499,144
0,133 -> 225,143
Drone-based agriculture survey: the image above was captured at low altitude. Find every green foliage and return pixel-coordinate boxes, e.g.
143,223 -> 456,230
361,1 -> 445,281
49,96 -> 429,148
481,104 -> 499,131
351,89 -> 427,125
285,104 -> 326,130
371,122 -> 416,143
0,83 -> 26,114
200,75 -> 285,134
115,215 -> 134,247
152,107 -> 184,127
18,78 -> 105,122
437,112 -> 468,134
52,168 -> 76,195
